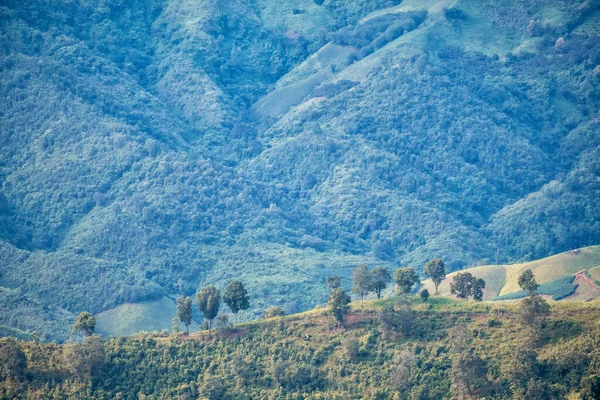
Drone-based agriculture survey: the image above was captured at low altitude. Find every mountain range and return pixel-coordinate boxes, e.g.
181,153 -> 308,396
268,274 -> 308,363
0,0 -> 599,341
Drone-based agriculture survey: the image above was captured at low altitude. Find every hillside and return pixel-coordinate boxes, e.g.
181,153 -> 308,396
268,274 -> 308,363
422,245 -> 600,300
3,297 -> 600,399
0,0 -> 599,341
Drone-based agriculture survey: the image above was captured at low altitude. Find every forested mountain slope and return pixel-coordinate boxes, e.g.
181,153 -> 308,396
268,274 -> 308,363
4,299 -> 600,399
0,0 -> 599,341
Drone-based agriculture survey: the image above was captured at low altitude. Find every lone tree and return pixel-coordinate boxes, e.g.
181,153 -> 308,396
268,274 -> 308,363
329,287 -> 351,325
420,289 -> 430,302
176,296 -> 193,334
518,269 -> 539,296
326,275 -> 341,289
394,267 -> 420,294
196,285 -> 221,332
450,273 -> 485,301
424,258 -> 446,294
72,312 -> 96,337
224,280 -> 250,327
352,264 -> 372,302
370,266 -> 391,299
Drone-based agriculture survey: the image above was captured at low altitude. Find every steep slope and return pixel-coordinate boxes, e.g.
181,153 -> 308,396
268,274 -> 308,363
0,0 -> 599,341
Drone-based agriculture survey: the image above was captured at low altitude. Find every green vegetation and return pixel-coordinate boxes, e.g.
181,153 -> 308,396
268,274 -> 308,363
518,269 -> 540,296
72,312 -> 96,337
223,280 -> 250,327
94,296 -> 192,337
196,285 -> 221,332
370,266 -> 392,299
352,264 -> 372,302
328,287 -> 352,325
493,275 -> 579,301
520,295 -> 551,329
424,259 -> 446,295
450,272 -> 486,301
262,306 -> 286,319
175,296 -> 192,335
3,298 -> 600,398
393,267 -> 420,294
0,0 -> 599,342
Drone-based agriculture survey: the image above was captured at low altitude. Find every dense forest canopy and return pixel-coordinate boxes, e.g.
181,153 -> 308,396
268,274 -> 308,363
0,0 -> 599,341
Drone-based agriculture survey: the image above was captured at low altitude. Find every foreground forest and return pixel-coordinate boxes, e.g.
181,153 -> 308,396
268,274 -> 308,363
1,0 -> 599,341
3,296 -> 600,399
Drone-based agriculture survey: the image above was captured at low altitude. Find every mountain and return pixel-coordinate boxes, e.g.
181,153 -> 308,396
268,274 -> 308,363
0,0 -> 599,341
3,298 -> 600,398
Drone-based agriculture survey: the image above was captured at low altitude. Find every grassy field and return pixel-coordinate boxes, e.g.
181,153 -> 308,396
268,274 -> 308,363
96,296 -> 199,337
422,245 -> 600,301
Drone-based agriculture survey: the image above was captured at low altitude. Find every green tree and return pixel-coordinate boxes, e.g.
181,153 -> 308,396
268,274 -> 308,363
393,267 -> 420,294
370,266 -> 391,299
472,278 -> 485,301
328,287 -> 351,325
196,285 -> 221,332
176,296 -> 193,334
326,275 -> 341,289
520,295 -> 550,328
72,312 -> 96,336
420,288 -> 430,302
263,306 -> 286,319
450,273 -> 472,299
224,280 -> 250,327
518,269 -> 539,296
424,258 -> 446,294
450,273 -> 486,301
352,264 -> 372,302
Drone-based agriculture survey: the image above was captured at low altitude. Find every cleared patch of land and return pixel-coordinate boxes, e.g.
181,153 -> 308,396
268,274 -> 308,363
96,296 -> 199,337
422,245 -> 600,301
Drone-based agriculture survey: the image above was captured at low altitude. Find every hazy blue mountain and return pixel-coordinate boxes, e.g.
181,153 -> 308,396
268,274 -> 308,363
0,0 -> 598,340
